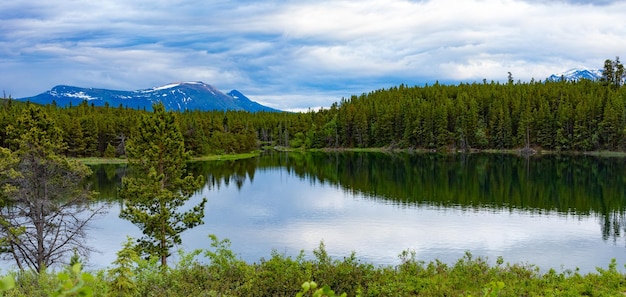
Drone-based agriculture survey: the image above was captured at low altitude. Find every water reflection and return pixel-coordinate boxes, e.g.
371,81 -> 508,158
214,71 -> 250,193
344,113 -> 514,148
87,152 -> 626,272
186,152 -> 626,237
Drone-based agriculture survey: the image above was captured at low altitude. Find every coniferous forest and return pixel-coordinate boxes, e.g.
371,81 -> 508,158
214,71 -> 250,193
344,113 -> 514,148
1,58 -> 626,295
2,78 -> 626,156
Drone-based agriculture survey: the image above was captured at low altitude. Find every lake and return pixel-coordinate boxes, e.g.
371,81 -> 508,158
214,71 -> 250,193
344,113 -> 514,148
66,152 -> 626,272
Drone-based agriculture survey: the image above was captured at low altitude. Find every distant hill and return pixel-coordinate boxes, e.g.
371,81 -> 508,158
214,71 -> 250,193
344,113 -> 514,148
547,68 -> 603,82
17,82 -> 281,112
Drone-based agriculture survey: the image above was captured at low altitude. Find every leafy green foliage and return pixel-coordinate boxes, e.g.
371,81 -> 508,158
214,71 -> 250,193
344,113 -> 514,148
296,281 -> 349,297
204,234 -> 240,270
3,262 -> 106,297
52,264 -> 94,297
0,275 -> 15,296
1,240 -> 626,296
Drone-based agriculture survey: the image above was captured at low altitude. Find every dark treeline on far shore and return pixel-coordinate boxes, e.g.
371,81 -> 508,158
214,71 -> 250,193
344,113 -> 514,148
2,73 -> 626,157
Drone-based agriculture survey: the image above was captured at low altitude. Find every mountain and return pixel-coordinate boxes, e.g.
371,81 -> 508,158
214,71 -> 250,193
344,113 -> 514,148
547,68 -> 603,82
17,82 -> 281,112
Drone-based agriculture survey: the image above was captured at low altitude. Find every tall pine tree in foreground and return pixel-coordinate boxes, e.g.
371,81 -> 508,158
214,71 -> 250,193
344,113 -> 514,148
119,103 -> 206,267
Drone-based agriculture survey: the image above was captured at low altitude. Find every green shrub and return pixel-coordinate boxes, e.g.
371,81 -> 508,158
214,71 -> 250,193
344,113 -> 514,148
2,237 -> 626,297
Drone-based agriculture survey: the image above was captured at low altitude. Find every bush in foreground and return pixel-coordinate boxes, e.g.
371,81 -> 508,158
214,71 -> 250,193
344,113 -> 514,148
2,235 -> 625,296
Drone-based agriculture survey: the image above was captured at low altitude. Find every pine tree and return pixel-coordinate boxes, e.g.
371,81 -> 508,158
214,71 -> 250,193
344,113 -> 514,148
119,103 -> 206,267
616,57 -> 625,87
602,59 -> 614,86
80,117 -> 99,157
0,147 -> 21,256
602,57 -> 625,87
103,143 -> 117,158
0,104 -> 97,272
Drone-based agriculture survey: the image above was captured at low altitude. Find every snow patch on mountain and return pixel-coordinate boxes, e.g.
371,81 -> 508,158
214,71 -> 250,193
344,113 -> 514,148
547,67 -> 603,82
65,91 -> 97,101
152,83 -> 181,91
150,81 -> 203,92
18,82 -> 281,112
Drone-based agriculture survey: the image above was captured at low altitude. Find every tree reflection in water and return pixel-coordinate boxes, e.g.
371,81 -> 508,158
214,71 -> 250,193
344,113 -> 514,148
91,152 -> 626,246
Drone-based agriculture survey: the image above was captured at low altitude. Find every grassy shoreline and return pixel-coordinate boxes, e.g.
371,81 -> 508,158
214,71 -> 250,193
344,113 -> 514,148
310,146 -> 626,157
76,151 -> 262,165
76,147 -> 626,165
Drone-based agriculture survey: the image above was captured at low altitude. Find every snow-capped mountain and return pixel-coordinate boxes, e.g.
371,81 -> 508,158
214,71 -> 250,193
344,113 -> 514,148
18,82 -> 280,112
547,68 -> 603,82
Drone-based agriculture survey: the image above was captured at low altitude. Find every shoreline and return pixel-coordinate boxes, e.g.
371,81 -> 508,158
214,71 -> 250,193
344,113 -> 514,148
77,151 -> 262,165
76,147 -> 626,165
310,146 -> 626,157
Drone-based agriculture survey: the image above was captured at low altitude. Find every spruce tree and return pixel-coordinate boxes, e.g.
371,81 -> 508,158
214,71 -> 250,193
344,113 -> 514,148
616,57 -> 625,87
119,103 -> 206,267
602,57 -> 625,87
0,104 -> 97,272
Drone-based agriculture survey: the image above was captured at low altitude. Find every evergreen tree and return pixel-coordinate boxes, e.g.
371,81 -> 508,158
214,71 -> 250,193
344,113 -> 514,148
0,105 -> 97,272
64,116 -> 86,157
602,59 -> 614,86
616,57 -> 625,87
80,117 -> 99,156
103,143 -> 117,158
119,103 -> 206,267
600,93 -> 624,150
0,147 -> 21,256
602,56 -> 625,87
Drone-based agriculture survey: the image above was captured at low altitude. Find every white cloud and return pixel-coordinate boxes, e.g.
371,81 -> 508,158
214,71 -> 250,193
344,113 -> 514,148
1,0 -> 625,108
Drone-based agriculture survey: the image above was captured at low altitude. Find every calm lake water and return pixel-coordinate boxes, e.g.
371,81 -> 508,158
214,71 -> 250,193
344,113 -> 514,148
61,152 -> 626,272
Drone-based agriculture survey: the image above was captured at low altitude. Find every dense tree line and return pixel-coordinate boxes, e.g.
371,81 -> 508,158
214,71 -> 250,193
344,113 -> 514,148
313,79 -> 626,152
0,100 -> 259,157
2,66 -> 626,156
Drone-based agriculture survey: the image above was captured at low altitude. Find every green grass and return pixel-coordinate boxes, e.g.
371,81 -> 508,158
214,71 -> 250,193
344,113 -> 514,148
76,157 -> 129,165
76,152 -> 261,165
190,151 -> 261,161
581,150 -> 626,157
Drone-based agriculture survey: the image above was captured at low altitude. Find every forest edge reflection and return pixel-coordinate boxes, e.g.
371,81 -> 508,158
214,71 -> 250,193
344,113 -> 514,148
89,151 -> 626,247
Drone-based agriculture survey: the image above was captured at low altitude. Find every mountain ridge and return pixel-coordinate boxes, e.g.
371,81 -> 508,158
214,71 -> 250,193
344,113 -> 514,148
17,82 -> 280,112
546,68 -> 603,82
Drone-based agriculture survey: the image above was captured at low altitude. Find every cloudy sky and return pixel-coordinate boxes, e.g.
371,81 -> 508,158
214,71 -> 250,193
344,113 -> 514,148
1,0 -> 625,110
